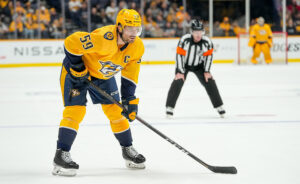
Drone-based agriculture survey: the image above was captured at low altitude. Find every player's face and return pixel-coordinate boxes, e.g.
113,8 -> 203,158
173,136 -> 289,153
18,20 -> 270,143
122,26 -> 142,43
192,30 -> 204,43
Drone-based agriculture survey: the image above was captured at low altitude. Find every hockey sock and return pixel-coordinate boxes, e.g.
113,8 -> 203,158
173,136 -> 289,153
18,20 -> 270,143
57,127 -> 77,152
114,129 -> 133,147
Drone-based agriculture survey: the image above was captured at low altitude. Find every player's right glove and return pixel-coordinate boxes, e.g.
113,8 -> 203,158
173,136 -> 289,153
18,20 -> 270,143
121,96 -> 139,122
69,65 -> 90,84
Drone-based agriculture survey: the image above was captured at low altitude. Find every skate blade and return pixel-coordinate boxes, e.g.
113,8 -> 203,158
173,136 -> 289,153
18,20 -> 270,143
125,160 -> 145,169
52,164 -> 77,176
220,114 -> 225,118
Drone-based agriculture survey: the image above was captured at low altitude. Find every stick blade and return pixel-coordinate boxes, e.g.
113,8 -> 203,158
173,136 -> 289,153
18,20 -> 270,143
209,166 -> 237,174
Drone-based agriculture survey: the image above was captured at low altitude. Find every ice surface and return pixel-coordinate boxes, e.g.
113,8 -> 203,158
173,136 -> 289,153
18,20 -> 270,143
0,64 -> 300,184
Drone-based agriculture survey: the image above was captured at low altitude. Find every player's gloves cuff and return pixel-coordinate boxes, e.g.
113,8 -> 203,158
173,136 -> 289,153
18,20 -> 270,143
121,96 -> 139,122
69,66 -> 90,84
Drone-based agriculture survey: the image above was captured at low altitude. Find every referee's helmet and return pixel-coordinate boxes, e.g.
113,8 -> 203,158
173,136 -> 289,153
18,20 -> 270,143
191,19 -> 204,31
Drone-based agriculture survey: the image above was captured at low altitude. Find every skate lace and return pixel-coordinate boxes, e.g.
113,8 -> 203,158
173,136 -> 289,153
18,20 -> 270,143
62,151 -> 73,163
125,146 -> 138,157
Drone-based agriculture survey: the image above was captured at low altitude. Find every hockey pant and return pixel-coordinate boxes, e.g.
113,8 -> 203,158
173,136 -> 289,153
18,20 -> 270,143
166,70 -> 223,109
59,65 -> 129,134
57,66 -> 132,151
251,43 -> 272,64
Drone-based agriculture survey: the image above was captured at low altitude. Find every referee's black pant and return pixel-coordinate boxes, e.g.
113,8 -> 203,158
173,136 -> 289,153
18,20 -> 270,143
166,67 -> 223,109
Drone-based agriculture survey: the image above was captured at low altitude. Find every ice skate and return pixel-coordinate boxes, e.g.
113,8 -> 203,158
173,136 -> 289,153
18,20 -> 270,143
52,149 -> 79,176
166,106 -> 174,118
122,146 -> 146,169
216,106 -> 226,118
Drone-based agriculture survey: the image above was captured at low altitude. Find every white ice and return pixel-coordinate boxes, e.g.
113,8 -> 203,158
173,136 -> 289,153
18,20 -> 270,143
0,63 -> 300,184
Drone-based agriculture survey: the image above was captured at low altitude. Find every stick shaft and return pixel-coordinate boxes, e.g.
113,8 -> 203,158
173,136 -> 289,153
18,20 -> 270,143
86,80 -> 236,174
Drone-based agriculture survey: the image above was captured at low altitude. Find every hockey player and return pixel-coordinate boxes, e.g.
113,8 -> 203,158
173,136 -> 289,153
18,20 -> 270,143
248,17 -> 273,64
52,9 -> 145,176
165,19 -> 225,118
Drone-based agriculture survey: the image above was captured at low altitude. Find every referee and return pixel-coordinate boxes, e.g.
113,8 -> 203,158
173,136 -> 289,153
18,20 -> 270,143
166,19 -> 225,118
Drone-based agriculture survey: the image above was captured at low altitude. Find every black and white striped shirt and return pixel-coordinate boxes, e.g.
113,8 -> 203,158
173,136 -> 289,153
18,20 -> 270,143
176,34 -> 214,73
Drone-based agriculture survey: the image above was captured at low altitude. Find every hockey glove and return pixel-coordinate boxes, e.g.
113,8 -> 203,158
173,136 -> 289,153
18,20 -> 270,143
69,65 -> 90,84
121,96 -> 139,122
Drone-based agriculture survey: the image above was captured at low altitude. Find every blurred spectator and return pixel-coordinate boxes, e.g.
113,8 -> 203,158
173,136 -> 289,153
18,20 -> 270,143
149,1 -> 160,20
182,14 -> 191,32
166,8 -> 176,23
50,8 -> 58,24
105,1 -> 118,23
294,11 -> 300,33
0,0 -> 11,19
91,0 -> 109,8
69,0 -> 82,12
15,1 -> 26,15
37,6 -> 51,38
69,0 -> 82,27
24,16 -> 34,39
219,16 -> 232,36
156,14 -> 166,29
144,16 -> 157,37
213,21 -> 223,36
8,1 -> 14,19
232,21 -> 246,36
152,24 -> 164,37
169,2 -> 178,13
45,0 -> 61,12
49,18 -> 64,38
175,22 -> 184,37
129,2 -> 138,12
1,0 -> 299,39
163,21 -> 176,37
176,6 -> 189,24
160,1 -> 169,19
91,0 -> 109,11
80,1 -> 88,28
24,1 -> 32,13
0,19 -> 9,38
0,0 -> 9,11
287,18 -> 297,35
144,8 -> 152,21
99,8 -> 113,26
118,0 -> 128,10
26,9 -> 36,22
38,6 -> 50,25
9,15 -> 23,38
91,7 -> 101,30
287,0 -> 300,15
33,19 -> 47,38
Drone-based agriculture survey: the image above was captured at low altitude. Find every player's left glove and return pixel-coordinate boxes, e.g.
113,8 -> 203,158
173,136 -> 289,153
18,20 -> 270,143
69,65 -> 90,84
121,96 -> 139,122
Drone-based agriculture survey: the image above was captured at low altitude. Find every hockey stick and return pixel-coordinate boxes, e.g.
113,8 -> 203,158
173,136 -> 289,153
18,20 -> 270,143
86,79 -> 237,174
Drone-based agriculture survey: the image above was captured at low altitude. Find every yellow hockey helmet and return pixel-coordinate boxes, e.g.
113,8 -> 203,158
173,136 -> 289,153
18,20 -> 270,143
116,9 -> 142,31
